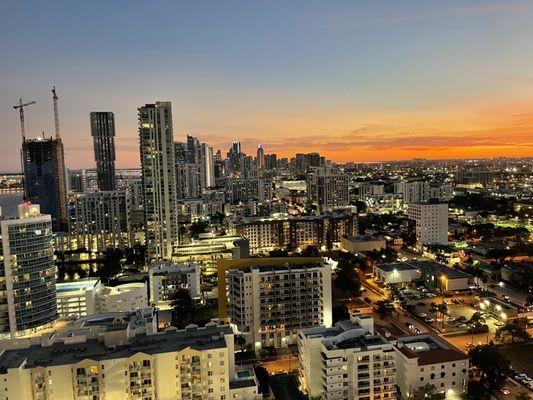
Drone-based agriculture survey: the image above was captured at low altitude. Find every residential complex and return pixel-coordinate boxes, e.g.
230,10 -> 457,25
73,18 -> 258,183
138,102 -> 179,260
149,261 -> 201,308
226,259 -> 332,348
299,314 -> 396,400
0,203 -> 58,338
408,200 -> 449,248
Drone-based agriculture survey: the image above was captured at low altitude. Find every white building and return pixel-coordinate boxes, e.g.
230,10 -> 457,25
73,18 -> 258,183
373,263 -> 422,285
408,200 -> 449,248
0,203 -> 58,338
56,278 -> 102,317
299,314 -> 396,400
0,321 -> 261,400
394,334 -> 469,399
149,261 -> 201,309
96,283 -> 148,313
341,235 -> 386,253
56,280 -> 148,316
227,261 -> 332,348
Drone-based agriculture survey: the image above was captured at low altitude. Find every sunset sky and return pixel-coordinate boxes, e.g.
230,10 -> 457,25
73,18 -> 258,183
1,0 -> 533,170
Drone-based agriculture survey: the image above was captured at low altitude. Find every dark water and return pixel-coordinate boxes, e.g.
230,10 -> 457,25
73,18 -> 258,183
0,194 -> 23,217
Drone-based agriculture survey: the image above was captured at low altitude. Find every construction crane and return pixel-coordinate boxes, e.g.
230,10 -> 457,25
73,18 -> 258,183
52,86 -> 60,139
13,98 -> 36,140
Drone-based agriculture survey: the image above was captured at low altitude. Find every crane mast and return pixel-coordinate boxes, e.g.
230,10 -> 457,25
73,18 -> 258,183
52,86 -> 60,139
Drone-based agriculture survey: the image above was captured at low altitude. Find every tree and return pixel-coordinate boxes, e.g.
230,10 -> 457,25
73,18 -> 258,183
469,343 -> 511,392
334,259 -> 361,296
515,392 -> 530,400
170,289 -> 196,328
300,245 -> 319,257
332,304 -> 350,324
411,383 -> 439,400
374,300 -> 394,317
235,335 -> 247,352
496,322 -> 531,344
189,220 -> 209,238
469,311 -> 486,325
269,249 -> 288,257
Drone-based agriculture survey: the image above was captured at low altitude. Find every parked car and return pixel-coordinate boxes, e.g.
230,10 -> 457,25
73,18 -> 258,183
418,313 -> 427,318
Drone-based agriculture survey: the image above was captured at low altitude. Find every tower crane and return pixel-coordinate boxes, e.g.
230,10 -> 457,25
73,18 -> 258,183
13,98 -> 36,141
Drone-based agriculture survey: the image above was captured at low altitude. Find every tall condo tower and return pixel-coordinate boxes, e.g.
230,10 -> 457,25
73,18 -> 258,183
138,102 -> 178,260
90,112 -> 117,191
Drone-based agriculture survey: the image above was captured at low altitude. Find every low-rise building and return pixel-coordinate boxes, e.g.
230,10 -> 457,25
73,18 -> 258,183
149,261 -> 201,308
374,263 -> 422,285
394,334 -> 469,399
0,321 -> 261,400
55,278 -> 102,317
299,314 -> 396,400
341,235 -> 386,253
96,283 -> 148,313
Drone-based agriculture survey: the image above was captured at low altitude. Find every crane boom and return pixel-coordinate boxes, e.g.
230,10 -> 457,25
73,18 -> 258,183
13,99 -> 36,140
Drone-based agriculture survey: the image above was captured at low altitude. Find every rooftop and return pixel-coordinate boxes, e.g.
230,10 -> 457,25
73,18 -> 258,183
395,334 -> 468,366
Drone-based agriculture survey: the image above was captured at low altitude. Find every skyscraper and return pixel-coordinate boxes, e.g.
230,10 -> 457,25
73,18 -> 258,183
256,144 -> 265,170
90,112 -> 117,191
138,102 -> 179,260
22,137 -> 68,230
0,203 -> 58,338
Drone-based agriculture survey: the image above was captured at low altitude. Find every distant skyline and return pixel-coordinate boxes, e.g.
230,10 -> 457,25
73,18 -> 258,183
1,1 -> 533,170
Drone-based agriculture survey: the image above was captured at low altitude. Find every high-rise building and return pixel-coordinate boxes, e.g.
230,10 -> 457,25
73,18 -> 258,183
174,141 -> 188,164
71,190 -> 132,253
307,166 -> 350,211
256,144 -> 265,170
200,142 -> 215,189
225,177 -> 273,204
68,169 -> 87,193
22,137 -> 68,230
394,181 -> 430,204
0,203 -> 58,338
90,112 -> 117,191
226,259 -> 332,348
176,163 -> 201,199
408,200 -> 449,248
299,314 -> 397,400
138,102 -> 179,260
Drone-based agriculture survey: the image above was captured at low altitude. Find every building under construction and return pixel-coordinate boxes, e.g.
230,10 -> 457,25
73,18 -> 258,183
21,88 -> 68,231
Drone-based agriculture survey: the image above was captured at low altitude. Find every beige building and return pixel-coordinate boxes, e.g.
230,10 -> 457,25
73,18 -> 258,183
394,334 -> 469,399
0,321 -> 260,400
299,314 -> 396,400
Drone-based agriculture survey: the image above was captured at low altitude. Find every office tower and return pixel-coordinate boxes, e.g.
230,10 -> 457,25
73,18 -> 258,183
22,137 -> 68,230
226,260 -> 332,348
0,322 -> 261,400
68,169 -> 87,193
231,141 -> 241,154
90,112 -> 117,191
71,190 -> 132,253
299,314 -> 397,400
180,136 -> 214,194
256,144 -> 265,169
148,261 -> 201,308
408,199 -> 449,248
306,166 -> 350,211
138,102 -> 179,260
293,152 -> 326,175
0,203 -> 58,338
394,181 -> 430,204
395,334 -> 469,399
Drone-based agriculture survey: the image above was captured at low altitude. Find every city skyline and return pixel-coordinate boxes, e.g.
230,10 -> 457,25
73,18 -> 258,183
2,1 -> 533,170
